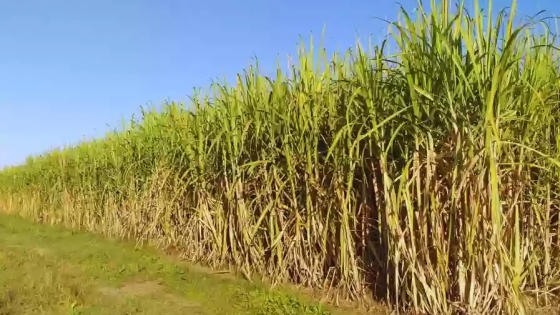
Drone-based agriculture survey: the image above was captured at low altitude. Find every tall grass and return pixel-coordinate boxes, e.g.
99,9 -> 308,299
2,0 -> 560,313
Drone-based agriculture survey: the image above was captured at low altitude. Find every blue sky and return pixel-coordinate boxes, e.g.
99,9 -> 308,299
0,0 -> 557,167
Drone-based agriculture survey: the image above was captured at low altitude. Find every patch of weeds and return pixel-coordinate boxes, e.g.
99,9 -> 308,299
241,289 -> 331,315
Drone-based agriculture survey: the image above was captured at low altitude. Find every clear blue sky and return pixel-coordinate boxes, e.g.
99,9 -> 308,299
0,0 -> 556,167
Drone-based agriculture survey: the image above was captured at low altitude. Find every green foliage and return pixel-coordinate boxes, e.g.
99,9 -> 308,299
242,290 -> 331,315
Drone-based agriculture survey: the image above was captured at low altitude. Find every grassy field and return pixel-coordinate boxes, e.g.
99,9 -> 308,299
0,213 -> 378,315
2,0 -> 560,314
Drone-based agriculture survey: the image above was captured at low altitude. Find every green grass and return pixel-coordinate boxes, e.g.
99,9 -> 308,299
0,213 -> 368,315
2,0 -> 560,314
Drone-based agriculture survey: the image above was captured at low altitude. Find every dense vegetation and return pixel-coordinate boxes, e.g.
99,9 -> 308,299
1,1 -> 560,314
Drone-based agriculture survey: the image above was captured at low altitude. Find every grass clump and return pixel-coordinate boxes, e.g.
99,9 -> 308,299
2,0 -> 560,314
